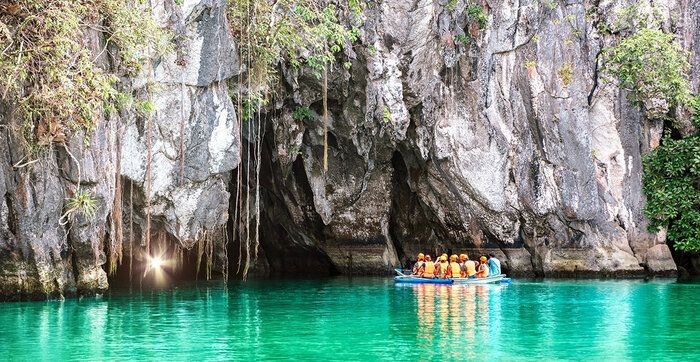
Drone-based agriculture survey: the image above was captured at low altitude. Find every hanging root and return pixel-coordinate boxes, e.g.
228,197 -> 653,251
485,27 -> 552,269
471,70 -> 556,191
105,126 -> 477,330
196,231 -> 205,280
144,113 -> 152,255
110,131 -> 124,275
222,228 -> 229,282
322,65 -> 329,172
253,107 -> 262,263
178,71 -> 186,185
129,180 -> 134,283
206,233 -> 213,280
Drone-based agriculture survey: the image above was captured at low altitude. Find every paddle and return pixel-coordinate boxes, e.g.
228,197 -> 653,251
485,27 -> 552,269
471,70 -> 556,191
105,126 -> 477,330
394,268 -> 406,276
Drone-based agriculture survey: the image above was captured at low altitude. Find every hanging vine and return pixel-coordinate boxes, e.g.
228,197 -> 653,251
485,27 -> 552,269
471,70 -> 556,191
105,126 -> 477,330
227,0 -> 364,279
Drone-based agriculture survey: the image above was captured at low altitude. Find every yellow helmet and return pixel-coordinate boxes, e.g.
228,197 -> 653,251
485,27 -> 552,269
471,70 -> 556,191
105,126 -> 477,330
459,254 -> 467,261
417,253 -> 425,261
480,256 -> 487,262
440,255 -> 447,262
450,254 -> 458,262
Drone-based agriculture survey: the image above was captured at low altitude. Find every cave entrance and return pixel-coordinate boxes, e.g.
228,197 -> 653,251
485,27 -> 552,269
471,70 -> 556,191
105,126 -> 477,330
225,121 -> 340,278
106,230 -> 224,290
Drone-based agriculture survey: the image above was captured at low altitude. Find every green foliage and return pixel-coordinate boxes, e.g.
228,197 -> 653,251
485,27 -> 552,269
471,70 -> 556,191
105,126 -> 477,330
692,96 -> 700,128
447,0 -> 458,11
383,106 -> 391,123
643,131 -> 700,252
367,44 -> 378,56
64,189 -> 99,221
135,100 -> 156,116
467,5 -> 488,30
454,34 -> 470,47
540,0 -> 558,11
228,0 -> 363,100
611,3 -> 661,33
240,96 -> 264,122
0,0 -> 166,151
601,28 -> 692,110
292,106 -> 313,121
558,62 -> 572,87
100,0 -> 171,73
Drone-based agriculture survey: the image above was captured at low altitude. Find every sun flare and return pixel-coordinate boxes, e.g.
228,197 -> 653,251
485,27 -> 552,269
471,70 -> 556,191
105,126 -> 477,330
150,256 -> 163,269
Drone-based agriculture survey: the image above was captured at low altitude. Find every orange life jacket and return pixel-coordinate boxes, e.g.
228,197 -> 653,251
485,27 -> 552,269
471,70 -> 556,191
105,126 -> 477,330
449,261 -> 462,278
422,261 -> 435,278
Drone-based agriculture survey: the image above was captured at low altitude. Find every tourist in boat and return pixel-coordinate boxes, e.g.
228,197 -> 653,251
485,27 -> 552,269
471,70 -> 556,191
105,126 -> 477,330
446,254 -> 463,278
422,255 -> 436,278
476,256 -> 490,278
412,253 -> 425,275
487,253 -> 501,276
459,254 -> 467,266
463,254 -> 477,279
437,255 -> 449,278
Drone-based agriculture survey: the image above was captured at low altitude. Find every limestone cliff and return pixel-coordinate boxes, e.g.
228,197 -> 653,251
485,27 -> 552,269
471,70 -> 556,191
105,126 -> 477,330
1,0 -> 697,300
256,0 -> 691,277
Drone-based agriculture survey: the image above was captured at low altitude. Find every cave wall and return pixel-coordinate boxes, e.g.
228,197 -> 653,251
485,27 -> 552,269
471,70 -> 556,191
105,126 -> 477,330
258,0 -> 697,277
2,0 -> 699,299
0,0 -> 238,300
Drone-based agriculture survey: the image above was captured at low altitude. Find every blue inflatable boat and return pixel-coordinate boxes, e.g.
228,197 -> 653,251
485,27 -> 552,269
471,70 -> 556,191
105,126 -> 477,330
394,276 -> 454,284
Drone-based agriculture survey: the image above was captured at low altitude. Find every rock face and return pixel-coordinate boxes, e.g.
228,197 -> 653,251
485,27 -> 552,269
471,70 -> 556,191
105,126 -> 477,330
0,0 -> 238,300
255,0 -> 694,277
0,0 -> 697,299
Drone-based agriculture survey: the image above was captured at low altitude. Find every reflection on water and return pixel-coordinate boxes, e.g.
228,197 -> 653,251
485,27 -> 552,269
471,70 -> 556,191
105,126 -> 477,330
413,284 -> 496,359
1,279 -> 699,360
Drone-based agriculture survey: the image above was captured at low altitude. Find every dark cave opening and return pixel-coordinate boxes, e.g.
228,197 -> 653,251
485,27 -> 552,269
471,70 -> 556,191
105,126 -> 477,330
225,118 -> 339,279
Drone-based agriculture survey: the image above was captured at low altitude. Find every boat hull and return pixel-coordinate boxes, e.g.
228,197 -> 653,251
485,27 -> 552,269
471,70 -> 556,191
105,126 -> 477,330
393,276 -> 454,284
452,274 -> 508,284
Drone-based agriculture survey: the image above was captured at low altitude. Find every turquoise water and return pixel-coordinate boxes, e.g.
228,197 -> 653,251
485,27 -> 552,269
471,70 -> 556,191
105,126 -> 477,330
1,278 -> 699,360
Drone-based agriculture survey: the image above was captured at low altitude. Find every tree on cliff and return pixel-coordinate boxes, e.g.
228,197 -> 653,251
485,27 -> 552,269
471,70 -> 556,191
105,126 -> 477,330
603,24 -> 700,253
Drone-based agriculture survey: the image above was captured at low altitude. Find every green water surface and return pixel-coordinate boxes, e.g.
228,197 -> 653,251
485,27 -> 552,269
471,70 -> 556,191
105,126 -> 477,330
1,278 -> 699,361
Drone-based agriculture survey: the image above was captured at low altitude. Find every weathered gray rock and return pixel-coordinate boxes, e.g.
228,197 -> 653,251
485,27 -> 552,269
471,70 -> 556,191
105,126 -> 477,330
3,0 -> 698,300
644,244 -> 677,275
252,0 -> 696,277
0,0 -> 238,300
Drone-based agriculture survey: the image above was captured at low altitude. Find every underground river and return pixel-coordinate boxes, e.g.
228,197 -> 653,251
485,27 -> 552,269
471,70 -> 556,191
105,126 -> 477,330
1,278 -> 698,360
